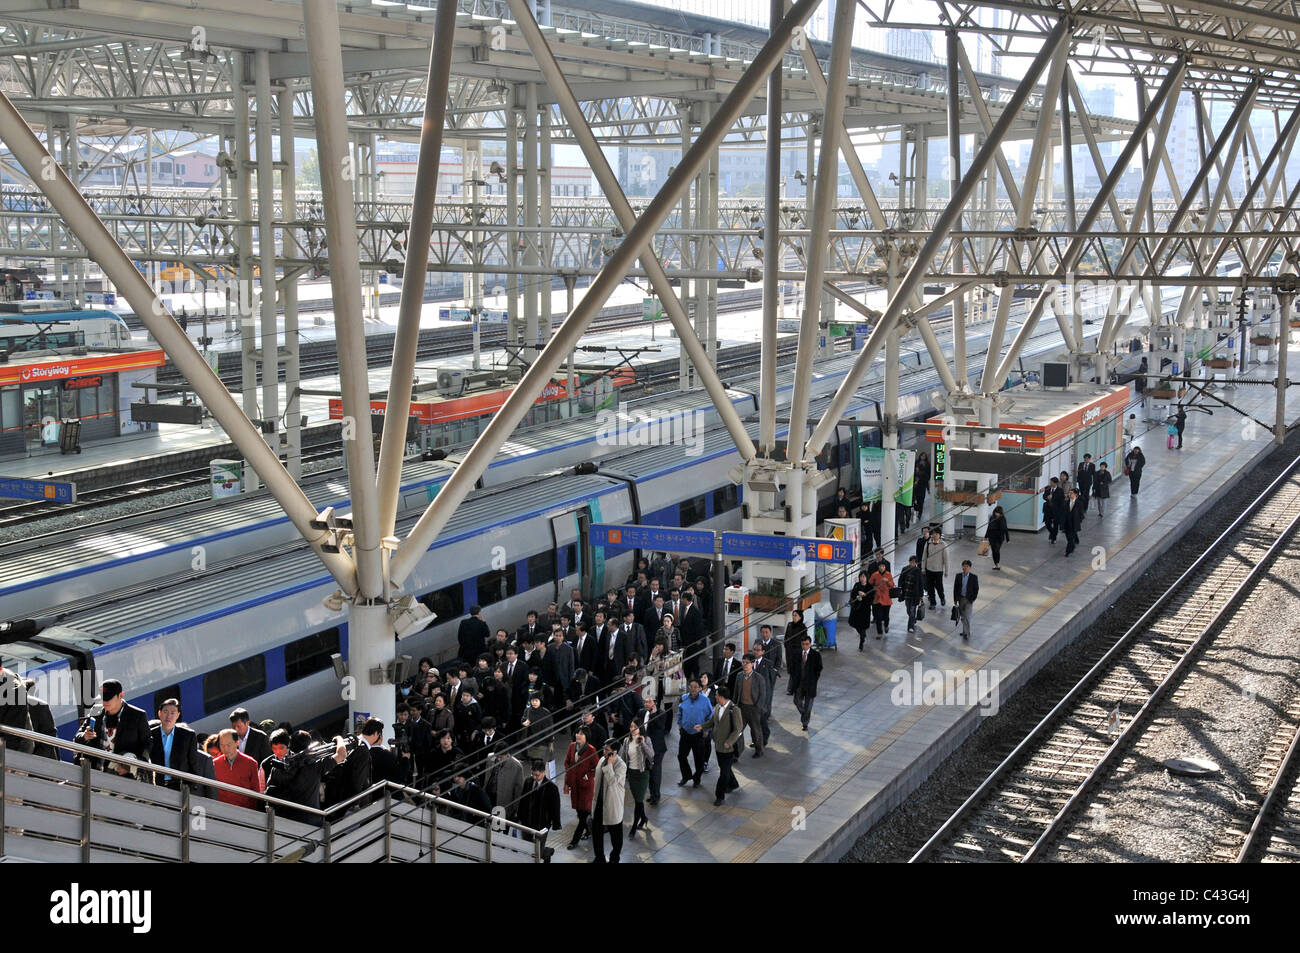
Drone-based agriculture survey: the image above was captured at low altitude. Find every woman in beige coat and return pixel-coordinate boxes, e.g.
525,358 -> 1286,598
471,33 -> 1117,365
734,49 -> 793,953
590,742 -> 627,863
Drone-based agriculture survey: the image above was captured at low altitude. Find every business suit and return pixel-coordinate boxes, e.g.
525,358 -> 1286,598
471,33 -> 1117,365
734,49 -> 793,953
150,723 -> 204,788
597,625 -> 631,685
237,726 -> 273,767
1075,461 -> 1096,510
952,571 -> 979,640
623,621 -> 649,666
751,656 -> 775,745
715,654 -> 742,695
0,669 -> 33,754
789,647 -> 822,730
572,632 -> 598,674
710,701 -> 745,802
541,639 -> 575,698
733,669 -> 768,755
516,623 -> 543,644
368,742 -> 404,786
26,693 -> 59,760
457,615 -> 490,662
756,636 -> 782,678
77,701 -> 151,762
1048,486 -> 1067,542
678,603 -> 705,679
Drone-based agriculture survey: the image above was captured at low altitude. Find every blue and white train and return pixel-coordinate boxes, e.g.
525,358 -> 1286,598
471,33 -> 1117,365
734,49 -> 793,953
4,303 -> 1152,740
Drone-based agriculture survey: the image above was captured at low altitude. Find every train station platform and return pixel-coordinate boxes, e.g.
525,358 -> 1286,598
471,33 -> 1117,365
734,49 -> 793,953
551,347 -> 1300,863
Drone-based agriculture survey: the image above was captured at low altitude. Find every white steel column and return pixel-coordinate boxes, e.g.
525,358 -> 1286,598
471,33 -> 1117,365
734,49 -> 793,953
946,29 -> 967,388
0,85 -> 356,592
505,0 -> 756,458
255,50 -> 280,465
881,244 -> 901,560
507,91 -> 520,356
523,82 -> 539,362
1279,291 -> 1293,445
760,0 -> 783,455
807,19 -> 1071,460
540,102 -> 552,341
377,0 -> 458,536
232,54 -> 259,490
787,0 -> 854,461
278,84 -> 302,480
303,0 -> 389,727
393,0 -> 824,583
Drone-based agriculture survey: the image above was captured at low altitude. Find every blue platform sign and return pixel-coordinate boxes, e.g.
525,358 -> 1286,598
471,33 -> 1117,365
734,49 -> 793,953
590,523 -> 715,556
720,531 -> 853,565
0,477 -> 77,503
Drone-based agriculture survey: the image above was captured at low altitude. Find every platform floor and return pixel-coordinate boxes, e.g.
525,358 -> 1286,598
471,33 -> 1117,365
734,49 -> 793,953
551,349 -> 1300,863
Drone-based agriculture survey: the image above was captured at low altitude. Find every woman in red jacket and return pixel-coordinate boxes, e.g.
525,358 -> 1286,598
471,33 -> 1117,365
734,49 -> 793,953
563,727 -> 599,850
868,564 -> 895,639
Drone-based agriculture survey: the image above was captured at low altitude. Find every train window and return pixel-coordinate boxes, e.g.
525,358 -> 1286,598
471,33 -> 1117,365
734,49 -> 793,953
420,583 -> 464,623
527,550 -> 556,589
564,544 -> 577,575
202,655 -> 267,717
477,565 -> 518,606
152,685 -> 182,716
679,494 -> 707,526
285,627 -> 341,683
712,485 -> 738,515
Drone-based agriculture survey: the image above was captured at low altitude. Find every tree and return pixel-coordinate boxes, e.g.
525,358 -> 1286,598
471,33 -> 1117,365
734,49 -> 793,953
300,147 -> 322,190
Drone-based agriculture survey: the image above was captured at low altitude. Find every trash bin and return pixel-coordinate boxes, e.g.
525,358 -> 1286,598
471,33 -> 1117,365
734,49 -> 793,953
818,615 -> 838,650
58,418 -> 81,454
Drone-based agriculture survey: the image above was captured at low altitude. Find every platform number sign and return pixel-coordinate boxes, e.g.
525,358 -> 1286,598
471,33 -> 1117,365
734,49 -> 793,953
0,477 -> 77,503
934,443 -> 946,482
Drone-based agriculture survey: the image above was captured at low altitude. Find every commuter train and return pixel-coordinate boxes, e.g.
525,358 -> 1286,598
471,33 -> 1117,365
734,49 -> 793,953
0,305 -> 132,352
3,289 -> 1176,740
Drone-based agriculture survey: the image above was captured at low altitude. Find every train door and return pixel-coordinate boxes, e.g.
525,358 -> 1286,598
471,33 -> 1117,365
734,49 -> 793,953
555,499 -> 606,603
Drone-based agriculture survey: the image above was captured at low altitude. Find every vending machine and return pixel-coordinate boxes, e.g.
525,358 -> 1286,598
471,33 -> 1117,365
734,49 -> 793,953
724,585 -> 751,653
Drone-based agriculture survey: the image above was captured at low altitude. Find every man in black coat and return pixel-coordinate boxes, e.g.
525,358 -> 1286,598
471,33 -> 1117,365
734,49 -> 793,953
228,707 -> 273,767
518,761 -> 562,860
622,610 -> 648,667
1045,477 -> 1067,543
457,605 -> 490,664
0,661 -> 34,754
502,647 -> 531,727
406,703 -> 436,783
76,679 -> 150,763
952,560 -> 979,641
1064,489 -> 1085,557
597,619 -> 631,687
572,624 -> 598,674
516,610 -> 543,644
1075,454 -> 1096,513
677,593 -> 706,679
361,718 -> 404,786
638,697 -> 671,805
150,697 -> 205,788
789,636 -> 822,731
715,642 -> 741,696
23,679 -> 59,759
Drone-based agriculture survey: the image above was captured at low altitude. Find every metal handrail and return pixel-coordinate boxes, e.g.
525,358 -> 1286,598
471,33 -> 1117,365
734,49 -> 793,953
0,723 -> 542,859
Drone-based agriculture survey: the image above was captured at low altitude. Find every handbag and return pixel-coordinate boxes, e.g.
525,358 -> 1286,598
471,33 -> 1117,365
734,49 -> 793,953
916,603 -> 925,621
977,539 -> 991,557
950,605 -> 959,622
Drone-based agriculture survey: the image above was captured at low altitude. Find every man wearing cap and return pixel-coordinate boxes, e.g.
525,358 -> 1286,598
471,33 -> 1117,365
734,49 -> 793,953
76,678 -> 150,763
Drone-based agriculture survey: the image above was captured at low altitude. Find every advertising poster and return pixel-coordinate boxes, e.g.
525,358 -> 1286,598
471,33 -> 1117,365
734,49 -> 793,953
859,446 -> 884,502
891,448 -> 914,506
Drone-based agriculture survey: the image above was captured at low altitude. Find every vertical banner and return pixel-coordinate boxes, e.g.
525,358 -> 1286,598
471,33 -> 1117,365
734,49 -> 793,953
891,448 -> 914,506
934,442 -> 947,483
859,446 -> 885,502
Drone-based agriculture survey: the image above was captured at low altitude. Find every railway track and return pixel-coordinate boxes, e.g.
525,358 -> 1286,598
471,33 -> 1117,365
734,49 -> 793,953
0,446 -> 343,530
910,451 -> 1300,864
1235,697 -> 1300,862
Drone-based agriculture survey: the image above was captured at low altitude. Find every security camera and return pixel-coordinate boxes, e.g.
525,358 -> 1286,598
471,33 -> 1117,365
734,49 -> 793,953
310,506 -> 334,530
334,513 -> 354,531
330,653 -> 347,680
391,596 -> 435,639
323,590 -> 346,612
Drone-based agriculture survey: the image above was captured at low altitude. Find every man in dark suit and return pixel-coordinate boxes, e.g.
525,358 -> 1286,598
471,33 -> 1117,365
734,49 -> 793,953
457,605 -> 490,663
541,629 -> 575,701
789,636 -> 822,731
678,592 -> 705,679
406,703 -> 435,783
503,646 -> 530,724
597,619 -> 631,686
715,642 -> 741,695
572,624 -> 598,674
751,641 -> 775,746
1064,489 -> 1085,557
621,609 -> 648,666
229,707 -> 273,766
361,718 -> 403,786
76,679 -> 150,763
23,679 -> 59,760
755,624 -> 782,679
519,760 -> 562,861
1075,454 -> 1096,514
1048,478 -> 1068,544
516,610 -> 543,644
952,560 -> 979,641
150,697 -> 205,788
644,595 -> 667,634
639,697 -> 670,805
0,661 -> 33,754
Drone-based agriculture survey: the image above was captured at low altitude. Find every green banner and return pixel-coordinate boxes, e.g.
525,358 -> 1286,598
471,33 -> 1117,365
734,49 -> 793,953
891,448 -> 914,506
